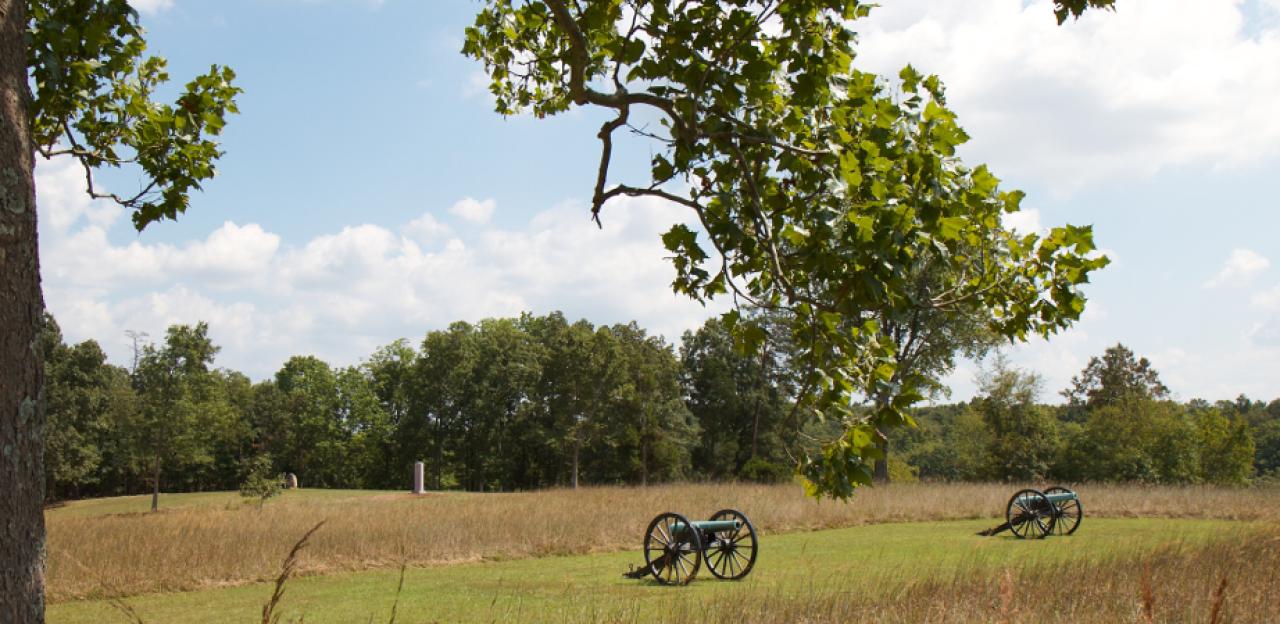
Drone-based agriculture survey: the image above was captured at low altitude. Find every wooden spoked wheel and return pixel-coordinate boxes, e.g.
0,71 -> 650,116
1006,489 -> 1055,539
704,509 -> 757,580
643,512 -> 703,585
1044,485 -> 1083,536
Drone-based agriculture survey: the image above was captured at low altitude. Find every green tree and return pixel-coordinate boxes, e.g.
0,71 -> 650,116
603,322 -> 697,485
463,0 -> 1109,499
238,453 -> 281,509
1193,406 -> 1255,485
681,315 -> 794,479
129,322 -> 227,511
364,339 -> 418,487
5,0 -> 238,614
1061,343 -> 1169,418
891,404 -> 963,480
973,356 -> 1060,481
1063,397 -> 1199,483
514,313 -> 573,486
271,356 -> 362,488
464,319 -> 544,491
869,253 -> 1006,482
551,320 -> 618,489
1255,419 -> 1280,478
340,365 -> 394,488
39,315 -> 132,500
408,323 -> 479,489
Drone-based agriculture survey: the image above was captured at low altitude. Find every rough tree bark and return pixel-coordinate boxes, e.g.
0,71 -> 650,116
1,0 -> 48,621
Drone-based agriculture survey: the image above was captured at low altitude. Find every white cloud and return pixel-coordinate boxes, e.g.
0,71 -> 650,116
402,212 -> 451,242
1253,285 -> 1280,310
855,0 -> 1280,191
449,197 -> 496,224
35,156 -> 122,234
1205,248 -> 1270,287
36,157 -> 717,378
1002,208 -> 1041,234
129,0 -> 174,15
42,219 -> 279,290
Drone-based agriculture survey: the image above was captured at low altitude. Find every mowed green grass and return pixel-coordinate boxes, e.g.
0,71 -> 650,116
46,489 -> 405,519
47,517 -> 1250,624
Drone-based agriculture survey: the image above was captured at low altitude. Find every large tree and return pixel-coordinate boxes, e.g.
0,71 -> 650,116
38,315 -> 134,500
463,0 -> 1111,498
2,1 -> 237,618
870,250 -> 1006,482
604,321 -> 696,485
681,314 -> 795,479
1061,342 -> 1169,417
129,322 -> 226,511
974,355 -> 1060,481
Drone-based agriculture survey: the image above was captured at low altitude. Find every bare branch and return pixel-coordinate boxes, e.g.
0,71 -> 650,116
591,108 -> 631,226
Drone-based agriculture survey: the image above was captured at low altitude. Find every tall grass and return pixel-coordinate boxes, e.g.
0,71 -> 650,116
636,525 -> 1280,623
45,482 -> 1279,602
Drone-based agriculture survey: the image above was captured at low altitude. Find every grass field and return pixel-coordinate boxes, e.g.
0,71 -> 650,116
48,518 -> 1266,623
44,483 -> 1280,623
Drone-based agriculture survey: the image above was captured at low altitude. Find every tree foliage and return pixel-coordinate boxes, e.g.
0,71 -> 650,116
39,315 -> 131,499
975,356 -> 1059,481
238,454 -> 281,509
1062,343 -> 1169,415
38,314 -> 1279,499
681,313 -> 795,480
1192,405 -> 1256,486
128,322 -> 227,510
463,0 -> 1109,498
27,0 -> 240,228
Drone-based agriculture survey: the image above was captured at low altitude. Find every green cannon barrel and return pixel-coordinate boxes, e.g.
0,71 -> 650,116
672,520 -> 741,535
1045,492 -> 1077,504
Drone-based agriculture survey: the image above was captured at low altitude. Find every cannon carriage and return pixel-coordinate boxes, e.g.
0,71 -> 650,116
980,486 -> 1083,539
625,509 -> 758,585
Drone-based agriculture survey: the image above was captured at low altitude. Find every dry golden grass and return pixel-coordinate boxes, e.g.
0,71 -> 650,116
642,524 -> 1280,623
45,482 -> 1280,603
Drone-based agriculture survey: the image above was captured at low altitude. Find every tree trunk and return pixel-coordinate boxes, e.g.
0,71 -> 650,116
1,0 -> 47,620
151,456 -> 161,512
432,431 -> 442,490
640,435 -> 648,487
873,430 -> 890,484
571,438 -> 580,490
750,402 -> 761,459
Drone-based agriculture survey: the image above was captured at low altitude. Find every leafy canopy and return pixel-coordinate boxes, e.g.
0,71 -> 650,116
1062,342 -> 1169,411
27,0 -> 240,229
464,0 -> 1110,499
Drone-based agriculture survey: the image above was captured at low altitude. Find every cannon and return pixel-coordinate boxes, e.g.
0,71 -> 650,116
623,509 -> 758,585
978,486 -> 1083,539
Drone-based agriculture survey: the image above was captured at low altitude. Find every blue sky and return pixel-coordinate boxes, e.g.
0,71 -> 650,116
38,0 -> 1280,404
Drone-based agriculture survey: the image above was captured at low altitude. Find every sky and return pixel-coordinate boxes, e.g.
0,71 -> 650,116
36,0 -> 1280,404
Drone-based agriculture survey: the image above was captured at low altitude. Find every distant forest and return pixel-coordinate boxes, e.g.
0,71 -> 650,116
41,311 -> 1279,501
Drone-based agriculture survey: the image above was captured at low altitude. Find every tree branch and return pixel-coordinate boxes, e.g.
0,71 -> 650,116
590,108 -> 630,226
543,0 -> 687,139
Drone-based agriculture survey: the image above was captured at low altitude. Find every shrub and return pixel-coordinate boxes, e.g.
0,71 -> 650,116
239,455 -> 282,509
740,457 -> 794,484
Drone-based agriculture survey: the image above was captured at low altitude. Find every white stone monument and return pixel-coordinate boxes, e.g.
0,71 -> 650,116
412,461 -> 425,494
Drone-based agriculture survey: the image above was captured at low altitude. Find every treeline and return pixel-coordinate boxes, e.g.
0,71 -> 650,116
42,313 -> 1280,503
888,348 -> 1279,486
41,311 -> 799,501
